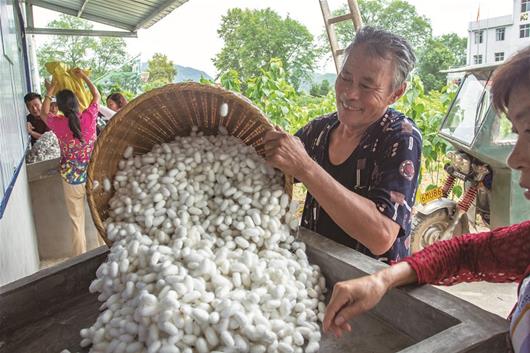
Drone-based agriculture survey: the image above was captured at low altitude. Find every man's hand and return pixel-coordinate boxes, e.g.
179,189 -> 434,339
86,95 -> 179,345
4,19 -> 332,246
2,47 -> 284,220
323,274 -> 388,338
26,122 -> 34,133
263,127 -> 313,180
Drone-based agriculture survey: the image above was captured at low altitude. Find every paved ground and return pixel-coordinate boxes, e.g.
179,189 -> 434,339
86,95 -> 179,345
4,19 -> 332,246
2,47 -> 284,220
436,282 -> 517,318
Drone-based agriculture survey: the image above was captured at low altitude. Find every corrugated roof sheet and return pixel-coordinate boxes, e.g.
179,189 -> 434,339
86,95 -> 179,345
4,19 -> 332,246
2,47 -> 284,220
27,0 -> 189,32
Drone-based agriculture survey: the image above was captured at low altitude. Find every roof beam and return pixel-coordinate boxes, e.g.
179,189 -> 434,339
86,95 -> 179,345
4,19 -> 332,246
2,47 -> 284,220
26,0 -> 136,32
77,0 -> 90,17
25,2 -> 35,28
25,27 -> 137,38
134,0 -> 182,30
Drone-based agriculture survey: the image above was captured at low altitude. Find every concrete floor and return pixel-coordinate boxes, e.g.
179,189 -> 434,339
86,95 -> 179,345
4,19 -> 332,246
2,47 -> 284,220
435,223 -> 519,319
436,282 -> 517,318
39,229 -> 106,270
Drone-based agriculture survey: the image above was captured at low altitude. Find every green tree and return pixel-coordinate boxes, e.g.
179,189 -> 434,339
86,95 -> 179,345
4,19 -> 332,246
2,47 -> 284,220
36,14 -> 133,91
36,15 -> 95,80
417,34 -> 467,92
214,8 -> 318,90
92,37 -> 128,79
437,33 -> 467,66
331,0 -> 432,53
309,79 -> 332,97
202,58 -> 336,134
143,53 -> 176,91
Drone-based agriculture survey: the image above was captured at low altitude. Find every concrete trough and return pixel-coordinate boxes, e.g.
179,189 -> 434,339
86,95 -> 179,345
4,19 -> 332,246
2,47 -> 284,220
0,228 -> 509,352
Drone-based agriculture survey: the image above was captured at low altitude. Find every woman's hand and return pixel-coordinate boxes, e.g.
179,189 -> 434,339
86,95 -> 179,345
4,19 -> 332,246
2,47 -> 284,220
44,78 -> 58,95
26,122 -> 34,133
263,127 -> 313,180
324,262 -> 418,338
323,274 -> 388,337
72,67 -> 87,79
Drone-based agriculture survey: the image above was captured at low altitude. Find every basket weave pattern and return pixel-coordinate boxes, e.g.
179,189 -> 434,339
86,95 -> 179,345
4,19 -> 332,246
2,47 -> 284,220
87,82 -> 293,244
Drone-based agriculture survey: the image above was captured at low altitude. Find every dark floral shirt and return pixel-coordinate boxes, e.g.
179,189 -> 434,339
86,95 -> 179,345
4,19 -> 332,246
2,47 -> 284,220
295,108 -> 422,262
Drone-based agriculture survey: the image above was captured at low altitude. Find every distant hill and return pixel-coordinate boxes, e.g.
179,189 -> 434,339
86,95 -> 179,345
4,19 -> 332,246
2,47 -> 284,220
174,65 -> 212,82
299,72 -> 337,92
139,62 -> 213,83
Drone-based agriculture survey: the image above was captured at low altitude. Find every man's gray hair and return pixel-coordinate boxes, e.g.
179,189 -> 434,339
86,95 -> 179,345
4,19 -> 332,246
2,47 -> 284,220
342,26 -> 416,90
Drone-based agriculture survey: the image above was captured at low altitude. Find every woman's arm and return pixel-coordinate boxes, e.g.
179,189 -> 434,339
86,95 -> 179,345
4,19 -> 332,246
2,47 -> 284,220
324,220 -> 530,338
74,68 -> 100,105
40,79 -> 57,124
405,220 -> 530,285
264,129 -> 401,255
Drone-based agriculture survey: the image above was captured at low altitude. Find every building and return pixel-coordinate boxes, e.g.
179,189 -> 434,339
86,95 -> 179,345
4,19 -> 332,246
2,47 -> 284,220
467,0 -> 530,65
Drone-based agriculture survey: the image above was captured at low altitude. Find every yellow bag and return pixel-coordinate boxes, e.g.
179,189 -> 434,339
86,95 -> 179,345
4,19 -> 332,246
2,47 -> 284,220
45,62 -> 92,111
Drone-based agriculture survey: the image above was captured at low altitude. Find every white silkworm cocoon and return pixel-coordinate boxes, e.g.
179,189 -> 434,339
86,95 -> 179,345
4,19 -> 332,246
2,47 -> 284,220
219,103 -> 229,118
77,133 -> 326,353
103,177 -> 111,192
123,146 -> 134,159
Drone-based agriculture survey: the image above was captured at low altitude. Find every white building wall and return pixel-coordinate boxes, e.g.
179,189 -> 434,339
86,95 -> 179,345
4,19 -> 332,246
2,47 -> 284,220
468,0 -> 530,65
0,1 -> 40,286
0,165 -> 40,286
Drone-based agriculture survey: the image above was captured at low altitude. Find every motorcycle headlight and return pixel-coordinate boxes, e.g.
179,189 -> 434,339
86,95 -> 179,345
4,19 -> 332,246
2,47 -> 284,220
459,156 -> 471,174
449,152 -> 471,175
454,153 -> 463,168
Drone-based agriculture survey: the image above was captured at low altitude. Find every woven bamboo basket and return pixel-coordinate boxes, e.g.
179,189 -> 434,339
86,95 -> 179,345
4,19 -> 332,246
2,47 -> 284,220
87,82 -> 293,245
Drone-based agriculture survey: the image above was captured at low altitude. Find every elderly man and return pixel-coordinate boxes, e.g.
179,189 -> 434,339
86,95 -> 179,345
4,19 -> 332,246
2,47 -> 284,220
264,27 -> 422,263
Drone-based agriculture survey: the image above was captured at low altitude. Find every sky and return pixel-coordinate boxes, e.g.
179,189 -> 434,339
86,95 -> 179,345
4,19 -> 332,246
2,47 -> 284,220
32,0 -> 513,77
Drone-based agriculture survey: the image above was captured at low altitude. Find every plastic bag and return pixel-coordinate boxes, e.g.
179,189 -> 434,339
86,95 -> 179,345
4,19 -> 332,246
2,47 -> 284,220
45,61 -> 92,111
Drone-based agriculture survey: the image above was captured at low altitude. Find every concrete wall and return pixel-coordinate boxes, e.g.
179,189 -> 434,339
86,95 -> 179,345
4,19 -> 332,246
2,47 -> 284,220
0,165 -> 40,286
0,1 -> 40,286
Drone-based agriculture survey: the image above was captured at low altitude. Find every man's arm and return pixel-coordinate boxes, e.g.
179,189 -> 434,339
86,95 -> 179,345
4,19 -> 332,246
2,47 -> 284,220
29,130 -> 43,140
27,122 -> 42,140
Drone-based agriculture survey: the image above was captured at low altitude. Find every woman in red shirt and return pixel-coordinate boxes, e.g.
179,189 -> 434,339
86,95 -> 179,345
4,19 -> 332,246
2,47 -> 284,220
323,47 -> 530,353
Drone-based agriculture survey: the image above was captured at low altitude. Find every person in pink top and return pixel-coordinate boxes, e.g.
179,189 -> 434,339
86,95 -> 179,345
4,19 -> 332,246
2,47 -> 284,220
40,68 -> 101,256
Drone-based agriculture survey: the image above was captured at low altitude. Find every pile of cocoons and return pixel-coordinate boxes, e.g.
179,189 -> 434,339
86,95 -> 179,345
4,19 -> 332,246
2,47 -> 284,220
82,127 -> 327,353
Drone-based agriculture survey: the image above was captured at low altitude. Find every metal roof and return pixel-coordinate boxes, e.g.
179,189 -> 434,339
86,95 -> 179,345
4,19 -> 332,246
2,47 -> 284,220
440,62 -> 502,74
25,0 -> 189,32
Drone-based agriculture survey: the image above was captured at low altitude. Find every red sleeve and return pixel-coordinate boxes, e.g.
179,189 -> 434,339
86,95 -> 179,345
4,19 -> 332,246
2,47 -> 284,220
402,220 -> 530,285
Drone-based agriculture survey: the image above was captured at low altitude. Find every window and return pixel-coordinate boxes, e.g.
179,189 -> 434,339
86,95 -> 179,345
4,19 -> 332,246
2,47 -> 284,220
473,55 -> 483,64
495,52 -> 505,62
474,31 -> 484,44
520,24 -> 530,38
441,74 -> 488,145
496,27 -> 505,41
522,0 -> 530,13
